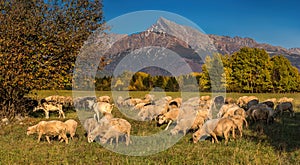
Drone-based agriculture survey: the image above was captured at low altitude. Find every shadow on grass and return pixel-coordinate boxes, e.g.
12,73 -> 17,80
245,112 -> 300,152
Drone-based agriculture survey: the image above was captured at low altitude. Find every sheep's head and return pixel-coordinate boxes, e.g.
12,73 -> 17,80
26,125 -> 37,135
192,133 -> 199,143
87,133 -> 95,143
33,105 -> 43,112
158,115 -> 166,125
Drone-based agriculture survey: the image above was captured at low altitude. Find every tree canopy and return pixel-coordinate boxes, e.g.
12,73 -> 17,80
0,0 -> 105,118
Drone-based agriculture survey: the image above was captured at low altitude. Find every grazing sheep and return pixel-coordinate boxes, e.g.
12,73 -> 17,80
87,100 -> 114,122
33,103 -> 65,119
27,120 -> 68,144
63,119 -> 78,140
250,105 -> 274,124
200,95 -> 211,102
138,104 -> 165,121
83,117 -> 98,135
88,118 -> 131,146
170,118 -> 194,135
225,97 -> 236,104
277,97 -> 294,104
217,104 -> 239,118
229,115 -> 248,138
158,108 -> 180,130
100,119 -> 131,146
193,118 -> 235,145
237,96 -> 259,108
275,102 -> 295,117
264,98 -> 277,104
243,99 -> 259,111
168,98 -> 182,108
260,101 -> 275,109
97,96 -> 111,103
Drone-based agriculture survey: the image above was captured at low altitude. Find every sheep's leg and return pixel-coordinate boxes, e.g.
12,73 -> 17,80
239,126 -> 243,138
45,111 -> 49,119
37,133 -> 42,143
210,132 -> 219,144
165,120 -> 172,130
232,126 -> 235,139
223,130 -> 229,145
61,110 -> 65,118
46,136 -> 51,144
60,133 -> 68,144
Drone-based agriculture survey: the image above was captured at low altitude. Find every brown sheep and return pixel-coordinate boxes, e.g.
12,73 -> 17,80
229,115 -> 248,138
193,118 -> 235,145
275,102 -> 295,117
27,120 -> 68,144
158,108 -> 180,130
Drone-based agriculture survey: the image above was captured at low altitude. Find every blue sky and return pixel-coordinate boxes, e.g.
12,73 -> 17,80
103,0 -> 300,48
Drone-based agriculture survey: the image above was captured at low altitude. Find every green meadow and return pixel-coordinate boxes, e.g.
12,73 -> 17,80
0,90 -> 299,164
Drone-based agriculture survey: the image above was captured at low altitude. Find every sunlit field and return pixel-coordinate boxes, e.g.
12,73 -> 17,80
0,90 -> 299,164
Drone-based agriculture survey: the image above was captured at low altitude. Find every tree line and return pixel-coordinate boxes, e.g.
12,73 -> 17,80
94,47 -> 300,93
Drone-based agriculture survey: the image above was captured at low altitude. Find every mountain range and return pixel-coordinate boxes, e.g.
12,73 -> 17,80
102,17 -> 300,76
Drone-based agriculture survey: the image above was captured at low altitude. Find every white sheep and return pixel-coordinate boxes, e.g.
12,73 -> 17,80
27,120 -> 68,144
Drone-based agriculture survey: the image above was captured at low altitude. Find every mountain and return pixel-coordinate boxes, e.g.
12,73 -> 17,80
101,17 -> 300,76
209,35 -> 300,70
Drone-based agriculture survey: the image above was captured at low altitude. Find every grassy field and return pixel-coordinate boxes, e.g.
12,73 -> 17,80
0,91 -> 299,164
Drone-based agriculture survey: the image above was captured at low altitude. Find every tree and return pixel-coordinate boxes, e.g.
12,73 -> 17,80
0,0 -> 105,118
230,47 -> 273,93
200,54 -> 225,92
271,55 -> 300,92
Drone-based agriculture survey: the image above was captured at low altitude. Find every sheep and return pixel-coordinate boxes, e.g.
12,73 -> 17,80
217,104 -> 239,118
225,97 -> 236,104
87,100 -> 114,122
229,115 -> 248,138
260,101 -> 275,109
33,103 -> 65,119
87,118 -> 131,146
63,119 -> 78,140
158,108 -> 180,130
97,96 -> 111,103
200,95 -> 211,102
237,96 -> 259,108
170,107 -> 209,136
275,102 -> 295,117
193,118 -> 235,145
243,99 -> 259,111
138,104 -> 165,121
83,117 -> 98,135
277,97 -> 294,104
170,118 -> 194,136
264,98 -> 277,104
27,120 -> 68,144
168,97 -> 182,108
249,104 -> 274,124
100,118 -> 131,146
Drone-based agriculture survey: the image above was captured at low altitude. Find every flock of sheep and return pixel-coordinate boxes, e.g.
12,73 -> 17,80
26,94 -> 295,145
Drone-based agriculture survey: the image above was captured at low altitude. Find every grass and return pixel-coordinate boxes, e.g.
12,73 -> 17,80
1,91 -> 300,164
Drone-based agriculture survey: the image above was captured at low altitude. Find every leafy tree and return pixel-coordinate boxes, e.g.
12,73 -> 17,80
200,54 -> 225,92
230,47 -> 273,93
0,0 -> 105,118
271,55 -> 300,92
